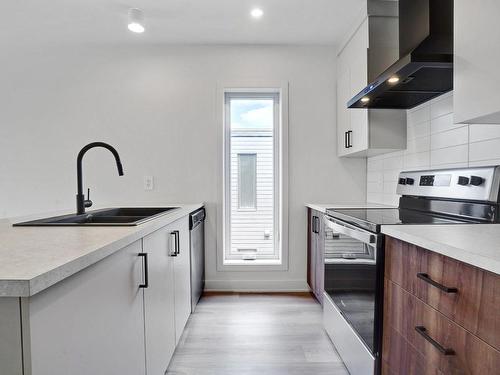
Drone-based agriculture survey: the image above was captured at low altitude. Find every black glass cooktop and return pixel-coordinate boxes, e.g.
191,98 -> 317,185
326,208 -> 478,233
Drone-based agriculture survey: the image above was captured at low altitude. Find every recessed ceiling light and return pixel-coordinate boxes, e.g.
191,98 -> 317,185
361,97 -> 370,103
250,8 -> 264,19
128,8 -> 145,33
388,76 -> 400,84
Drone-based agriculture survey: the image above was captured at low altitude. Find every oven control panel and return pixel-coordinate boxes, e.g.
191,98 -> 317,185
396,166 -> 500,202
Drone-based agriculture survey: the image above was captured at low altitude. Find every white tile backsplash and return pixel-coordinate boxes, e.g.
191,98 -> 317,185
430,113 -> 457,134
408,105 -> 431,125
406,136 -> 430,153
469,124 -> 500,143
430,125 -> 468,150
430,144 -> 468,166
430,95 -> 453,119
408,120 -> 431,139
366,92 -> 500,205
403,151 -> 430,170
469,138 -> 500,162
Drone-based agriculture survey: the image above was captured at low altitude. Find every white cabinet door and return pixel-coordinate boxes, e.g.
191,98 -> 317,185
337,52 -> 351,156
454,0 -> 500,124
337,18 -> 369,156
171,216 -> 191,344
27,241 -> 146,375
143,227 -> 176,375
348,19 -> 369,97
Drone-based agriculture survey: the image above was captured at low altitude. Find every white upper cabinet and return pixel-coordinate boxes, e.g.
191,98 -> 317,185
337,7 -> 406,158
454,0 -> 500,124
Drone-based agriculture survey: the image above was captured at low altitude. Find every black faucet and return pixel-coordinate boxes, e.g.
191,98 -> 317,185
76,142 -> 124,215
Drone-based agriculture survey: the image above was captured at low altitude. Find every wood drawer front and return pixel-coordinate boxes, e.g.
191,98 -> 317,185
382,326 -> 443,375
385,236 -> 500,350
384,279 -> 500,375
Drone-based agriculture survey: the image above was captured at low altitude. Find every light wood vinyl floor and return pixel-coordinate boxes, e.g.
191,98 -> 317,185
167,292 -> 348,375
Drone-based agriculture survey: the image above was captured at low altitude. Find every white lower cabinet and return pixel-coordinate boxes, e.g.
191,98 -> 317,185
142,215 -> 191,374
0,214 -> 194,375
171,216 -> 191,344
26,240 -> 147,375
143,226 -> 177,375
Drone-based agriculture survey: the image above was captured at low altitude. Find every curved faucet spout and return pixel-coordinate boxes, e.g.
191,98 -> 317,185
76,142 -> 124,215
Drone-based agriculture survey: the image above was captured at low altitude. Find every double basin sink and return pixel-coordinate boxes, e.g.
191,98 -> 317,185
13,207 -> 179,227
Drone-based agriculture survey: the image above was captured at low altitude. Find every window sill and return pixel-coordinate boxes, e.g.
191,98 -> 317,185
219,258 -> 287,272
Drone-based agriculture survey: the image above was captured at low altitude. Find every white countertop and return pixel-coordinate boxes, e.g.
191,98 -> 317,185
0,203 -> 204,297
306,202 -> 395,213
382,224 -> 500,275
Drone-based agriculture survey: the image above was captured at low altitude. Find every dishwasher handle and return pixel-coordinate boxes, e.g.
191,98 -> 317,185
189,208 -> 206,230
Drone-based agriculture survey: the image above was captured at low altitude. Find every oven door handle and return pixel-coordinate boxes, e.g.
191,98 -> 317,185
325,217 -> 377,246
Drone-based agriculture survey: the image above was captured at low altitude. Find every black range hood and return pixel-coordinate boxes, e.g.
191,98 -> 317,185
348,0 -> 453,109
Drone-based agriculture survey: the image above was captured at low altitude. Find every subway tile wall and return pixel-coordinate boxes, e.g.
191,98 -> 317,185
366,92 -> 500,205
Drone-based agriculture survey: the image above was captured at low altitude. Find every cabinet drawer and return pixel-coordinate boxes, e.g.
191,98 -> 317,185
384,279 -> 500,375
385,236 -> 500,350
382,325 -> 443,375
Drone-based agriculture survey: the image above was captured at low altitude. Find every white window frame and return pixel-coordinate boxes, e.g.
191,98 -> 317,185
217,82 -> 289,271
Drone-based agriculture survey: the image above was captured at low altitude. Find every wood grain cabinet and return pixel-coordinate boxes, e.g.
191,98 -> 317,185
383,237 -> 500,375
307,208 -> 324,304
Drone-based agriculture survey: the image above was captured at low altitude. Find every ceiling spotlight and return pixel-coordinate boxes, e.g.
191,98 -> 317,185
128,8 -> 145,33
388,76 -> 400,84
250,8 -> 264,19
361,97 -> 370,103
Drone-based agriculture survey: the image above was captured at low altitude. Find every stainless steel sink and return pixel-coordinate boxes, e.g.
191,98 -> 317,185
13,207 -> 179,226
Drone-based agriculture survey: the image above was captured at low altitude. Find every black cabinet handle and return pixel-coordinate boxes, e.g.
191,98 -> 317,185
344,131 -> 348,149
347,130 -> 353,148
170,232 -> 178,257
138,253 -> 149,288
415,326 -> 455,355
174,230 -> 180,255
417,273 -> 458,293
312,216 -> 320,234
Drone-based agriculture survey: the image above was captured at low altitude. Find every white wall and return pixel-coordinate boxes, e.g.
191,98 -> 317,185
367,92 -> 500,205
1,45 -> 367,291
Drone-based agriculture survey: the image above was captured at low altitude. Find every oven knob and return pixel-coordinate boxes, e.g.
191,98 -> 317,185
405,178 -> 415,185
470,176 -> 484,186
458,176 -> 470,186
398,178 -> 406,185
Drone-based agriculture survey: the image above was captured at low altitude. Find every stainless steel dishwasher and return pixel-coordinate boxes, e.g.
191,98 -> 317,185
189,207 -> 205,312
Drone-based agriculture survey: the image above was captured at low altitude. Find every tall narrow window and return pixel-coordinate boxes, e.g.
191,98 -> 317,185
224,92 -> 281,264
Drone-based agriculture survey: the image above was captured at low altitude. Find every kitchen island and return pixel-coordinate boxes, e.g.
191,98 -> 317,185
0,203 -> 203,375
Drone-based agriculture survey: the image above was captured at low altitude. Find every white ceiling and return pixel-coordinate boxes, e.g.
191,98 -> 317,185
5,0 -> 365,46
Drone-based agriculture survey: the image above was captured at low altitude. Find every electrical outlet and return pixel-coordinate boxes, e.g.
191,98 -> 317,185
144,176 -> 154,191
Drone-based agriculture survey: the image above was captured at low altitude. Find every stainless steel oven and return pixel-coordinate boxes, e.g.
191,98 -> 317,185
323,216 -> 384,375
322,166 -> 500,375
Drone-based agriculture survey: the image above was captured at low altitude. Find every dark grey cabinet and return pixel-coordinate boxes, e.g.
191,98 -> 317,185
307,208 -> 325,304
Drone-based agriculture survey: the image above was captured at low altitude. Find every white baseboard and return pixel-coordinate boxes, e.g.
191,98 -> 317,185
205,279 -> 309,292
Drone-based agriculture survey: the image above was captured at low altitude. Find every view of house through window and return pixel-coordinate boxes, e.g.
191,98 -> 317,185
224,92 -> 281,263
